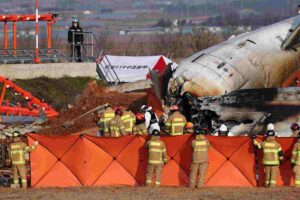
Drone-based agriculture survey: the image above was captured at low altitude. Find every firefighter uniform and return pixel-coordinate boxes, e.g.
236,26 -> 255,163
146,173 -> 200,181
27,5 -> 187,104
121,110 -> 136,134
108,115 -> 126,137
291,136 -> 300,187
145,130 -> 168,187
132,124 -> 147,135
166,111 -> 187,136
254,131 -> 283,187
99,107 -> 115,137
189,131 -> 210,188
9,133 -> 38,188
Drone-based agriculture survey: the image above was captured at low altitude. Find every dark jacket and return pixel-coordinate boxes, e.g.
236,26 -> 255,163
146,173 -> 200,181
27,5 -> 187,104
68,25 -> 84,43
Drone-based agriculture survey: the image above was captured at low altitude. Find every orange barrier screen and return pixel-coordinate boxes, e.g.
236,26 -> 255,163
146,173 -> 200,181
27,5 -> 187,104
27,134 -> 297,188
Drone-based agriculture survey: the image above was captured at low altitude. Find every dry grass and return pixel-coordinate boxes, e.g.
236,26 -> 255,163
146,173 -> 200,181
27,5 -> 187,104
0,187 -> 299,200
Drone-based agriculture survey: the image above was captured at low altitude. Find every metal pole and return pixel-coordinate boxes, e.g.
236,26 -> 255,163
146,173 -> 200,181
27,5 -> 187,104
91,33 -> 94,58
4,22 -> 8,49
13,21 -> 17,55
34,0 -> 40,63
47,21 -> 52,49
72,32 -> 75,61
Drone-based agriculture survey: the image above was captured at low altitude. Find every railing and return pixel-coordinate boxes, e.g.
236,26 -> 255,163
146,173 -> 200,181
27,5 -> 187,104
96,52 -> 121,85
70,31 -> 102,62
0,49 -> 69,64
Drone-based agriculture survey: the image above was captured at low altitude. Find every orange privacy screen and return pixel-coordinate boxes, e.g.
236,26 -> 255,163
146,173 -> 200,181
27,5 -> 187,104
27,134 -> 297,188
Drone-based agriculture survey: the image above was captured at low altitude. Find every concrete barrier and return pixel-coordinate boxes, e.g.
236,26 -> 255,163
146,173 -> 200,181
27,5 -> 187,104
0,62 -> 97,79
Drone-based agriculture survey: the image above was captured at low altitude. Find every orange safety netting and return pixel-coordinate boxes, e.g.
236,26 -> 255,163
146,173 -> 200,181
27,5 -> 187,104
27,134 -> 297,188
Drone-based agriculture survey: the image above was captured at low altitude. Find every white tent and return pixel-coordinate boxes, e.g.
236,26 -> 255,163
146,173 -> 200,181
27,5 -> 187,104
96,55 -> 177,83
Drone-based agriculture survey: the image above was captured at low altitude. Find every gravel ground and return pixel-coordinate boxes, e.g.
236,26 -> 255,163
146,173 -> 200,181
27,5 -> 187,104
0,187 -> 300,200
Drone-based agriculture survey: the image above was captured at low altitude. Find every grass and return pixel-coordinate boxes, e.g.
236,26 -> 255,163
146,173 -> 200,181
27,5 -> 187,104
0,187 -> 299,200
12,77 -> 105,110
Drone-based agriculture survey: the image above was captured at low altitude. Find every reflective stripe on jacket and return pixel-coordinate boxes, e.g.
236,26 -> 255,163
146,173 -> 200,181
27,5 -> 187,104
166,111 -> 187,136
254,138 -> 282,165
108,116 -> 126,137
10,142 -> 37,165
192,135 -> 210,163
145,137 -> 167,164
121,111 -> 136,133
292,142 -> 300,166
99,108 -> 115,133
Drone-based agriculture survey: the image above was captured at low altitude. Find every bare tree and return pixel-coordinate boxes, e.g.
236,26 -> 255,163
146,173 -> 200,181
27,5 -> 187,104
189,28 -> 223,52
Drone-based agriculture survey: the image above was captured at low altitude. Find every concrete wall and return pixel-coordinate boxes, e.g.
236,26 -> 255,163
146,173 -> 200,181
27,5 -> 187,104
0,62 -> 98,80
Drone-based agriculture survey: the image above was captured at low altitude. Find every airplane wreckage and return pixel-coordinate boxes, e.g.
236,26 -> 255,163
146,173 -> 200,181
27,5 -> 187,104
113,15 -> 300,137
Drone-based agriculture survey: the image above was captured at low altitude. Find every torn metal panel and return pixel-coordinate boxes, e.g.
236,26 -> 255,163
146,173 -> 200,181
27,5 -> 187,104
182,87 -> 300,136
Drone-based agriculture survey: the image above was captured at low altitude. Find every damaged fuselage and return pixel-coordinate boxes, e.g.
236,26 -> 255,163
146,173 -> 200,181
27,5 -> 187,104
158,16 -> 300,136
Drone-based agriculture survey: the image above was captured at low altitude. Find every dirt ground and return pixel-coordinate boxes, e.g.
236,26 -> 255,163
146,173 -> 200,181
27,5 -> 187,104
39,81 -> 146,135
0,187 -> 299,200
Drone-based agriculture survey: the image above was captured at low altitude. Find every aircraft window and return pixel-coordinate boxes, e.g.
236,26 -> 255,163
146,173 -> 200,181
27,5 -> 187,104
191,54 -> 205,62
223,68 -> 229,72
217,62 -> 226,69
238,39 -> 256,47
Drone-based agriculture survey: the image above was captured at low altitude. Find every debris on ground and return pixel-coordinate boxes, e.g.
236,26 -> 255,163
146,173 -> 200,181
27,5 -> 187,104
38,81 -> 146,135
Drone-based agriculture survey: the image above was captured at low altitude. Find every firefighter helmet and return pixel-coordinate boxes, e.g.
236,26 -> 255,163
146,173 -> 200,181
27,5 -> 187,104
219,124 -> 228,132
152,129 -> 160,136
267,123 -> 275,131
72,16 -> 79,23
195,129 -> 205,135
266,130 -> 276,137
186,122 -> 194,129
115,109 -> 122,116
12,131 -> 21,138
170,105 -> 179,111
290,123 -> 300,131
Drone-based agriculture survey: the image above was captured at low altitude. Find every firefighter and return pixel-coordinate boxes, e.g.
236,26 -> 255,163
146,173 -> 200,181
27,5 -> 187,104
142,105 -> 160,134
165,105 -> 187,136
68,16 -> 83,62
185,122 -> 194,134
98,104 -> 115,137
145,129 -> 168,187
121,108 -> 136,134
132,113 -> 147,135
290,123 -> 300,137
189,129 -> 210,188
291,131 -> 300,187
9,131 -> 39,189
108,109 -> 126,137
253,124 -> 284,187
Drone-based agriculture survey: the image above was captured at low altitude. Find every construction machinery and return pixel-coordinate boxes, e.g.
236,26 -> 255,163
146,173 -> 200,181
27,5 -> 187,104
0,76 -> 58,124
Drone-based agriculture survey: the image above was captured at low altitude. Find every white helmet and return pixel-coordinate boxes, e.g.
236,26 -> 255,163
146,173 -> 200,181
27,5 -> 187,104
219,124 -> 228,132
267,123 -> 275,131
141,105 -> 148,113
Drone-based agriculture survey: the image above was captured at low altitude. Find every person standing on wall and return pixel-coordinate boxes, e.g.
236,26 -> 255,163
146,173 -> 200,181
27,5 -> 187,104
68,16 -> 83,62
